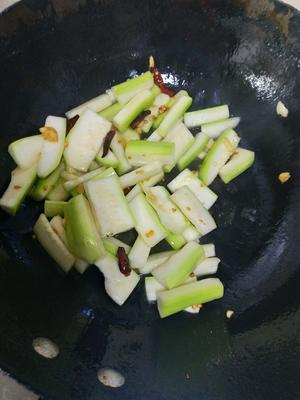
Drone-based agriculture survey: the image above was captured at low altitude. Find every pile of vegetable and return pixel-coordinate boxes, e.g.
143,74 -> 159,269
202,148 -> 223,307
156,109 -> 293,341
0,57 -> 255,318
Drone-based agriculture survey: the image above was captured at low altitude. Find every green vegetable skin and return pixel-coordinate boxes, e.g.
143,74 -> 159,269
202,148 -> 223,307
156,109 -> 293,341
171,186 -> 217,236
129,192 -> 167,247
64,109 -> 112,172
38,116 -> 66,178
98,102 -> 123,120
85,174 -> 135,236
110,133 -> 131,175
113,89 -> 155,132
142,93 -> 170,133
125,140 -> 175,166
33,213 -> 75,272
95,253 -> 140,306
153,90 -> 188,129
184,104 -> 229,128
31,162 -> 64,201
111,71 -> 154,104
165,233 -> 186,250
145,276 -> 197,302
96,148 -> 119,168
44,200 -> 67,218
0,164 -> 37,215
66,92 -> 113,119
177,132 -> 209,170
63,167 -> 105,191
157,278 -> 224,318
46,177 -> 69,201
219,147 -> 255,183
8,135 -> 42,169
152,242 -> 204,289
199,128 -> 240,185
102,237 -> 131,256
157,95 -> 192,138
64,194 -> 105,263
139,250 -> 175,274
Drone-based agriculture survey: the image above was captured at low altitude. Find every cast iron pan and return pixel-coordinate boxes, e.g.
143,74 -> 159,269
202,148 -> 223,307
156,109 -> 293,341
0,0 -> 300,399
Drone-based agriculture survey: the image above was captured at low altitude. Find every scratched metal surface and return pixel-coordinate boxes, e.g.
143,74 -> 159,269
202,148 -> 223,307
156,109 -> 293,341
0,0 -> 300,399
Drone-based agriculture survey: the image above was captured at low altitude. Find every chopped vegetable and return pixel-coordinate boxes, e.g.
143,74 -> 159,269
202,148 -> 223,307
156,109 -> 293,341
111,71 -> 154,105
125,140 -> 175,166
199,128 -> 240,185
85,174 -> 135,236
64,194 -> 105,263
64,109 -> 111,172
128,236 -> 151,269
129,192 -> 167,247
46,177 -> 69,201
144,186 -> 189,234
202,243 -> 216,258
171,186 -> 217,236
157,95 -> 192,138
145,275 -> 196,302
119,161 -> 163,189
44,200 -> 67,218
165,232 -> 186,250
63,167 -> 105,191
34,213 -> 74,272
103,237 -> 131,256
38,116 -> 66,178
0,164 -> 37,215
113,89 -> 155,132
8,135 -> 42,169
139,250 -> 175,274
193,257 -> 220,277
201,117 -> 240,139
98,102 -> 122,121
110,132 -> 132,175
66,93 -> 113,119
30,162 -> 64,201
219,147 -> 255,184
152,242 -> 204,289
157,278 -> 224,318
184,104 -> 229,128
177,132 -> 209,170
95,253 -> 140,305
226,310 -> 234,319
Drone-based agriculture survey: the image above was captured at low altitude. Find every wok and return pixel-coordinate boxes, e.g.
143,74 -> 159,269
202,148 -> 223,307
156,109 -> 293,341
0,0 -> 300,399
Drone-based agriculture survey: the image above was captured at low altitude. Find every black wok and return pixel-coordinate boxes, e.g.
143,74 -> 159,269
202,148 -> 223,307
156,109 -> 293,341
0,0 -> 300,399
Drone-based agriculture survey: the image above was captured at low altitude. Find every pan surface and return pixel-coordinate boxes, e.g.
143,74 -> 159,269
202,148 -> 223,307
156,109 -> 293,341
0,0 -> 300,399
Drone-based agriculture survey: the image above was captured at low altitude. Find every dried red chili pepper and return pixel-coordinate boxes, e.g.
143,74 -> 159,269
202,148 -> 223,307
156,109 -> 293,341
117,247 -> 131,276
123,187 -> 132,195
149,66 -> 175,97
130,110 -> 151,129
102,129 -> 116,157
66,114 -> 80,133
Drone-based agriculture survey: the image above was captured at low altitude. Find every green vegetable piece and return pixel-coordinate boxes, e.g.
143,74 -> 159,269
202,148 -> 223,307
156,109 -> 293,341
152,242 -> 204,289
110,133 -> 132,175
129,192 -> 167,247
177,132 -> 209,170
157,278 -> 224,318
219,147 -> 255,184
95,253 -> 140,305
139,250 -> 175,274
66,93 -> 113,119
0,164 -> 37,215
201,117 -> 240,139
64,109 -> 112,172
184,105 -> 229,128
64,194 -> 105,263
98,102 -> 123,121
8,135 -> 42,169
46,177 -> 69,201
113,89 -> 155,132
44,200 -> 67,218
120,161 -> 163,189
31,162 -> 64,201
102,237 -> 131,256
33,213 -> 74,272
199,128 -> 240,185
125,140 -> 175,166
165,233 -> 186,250
38,116 -> 66,178
128,236 -> 151,270
111,71 -> 154,105
157,95 -> 192,138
